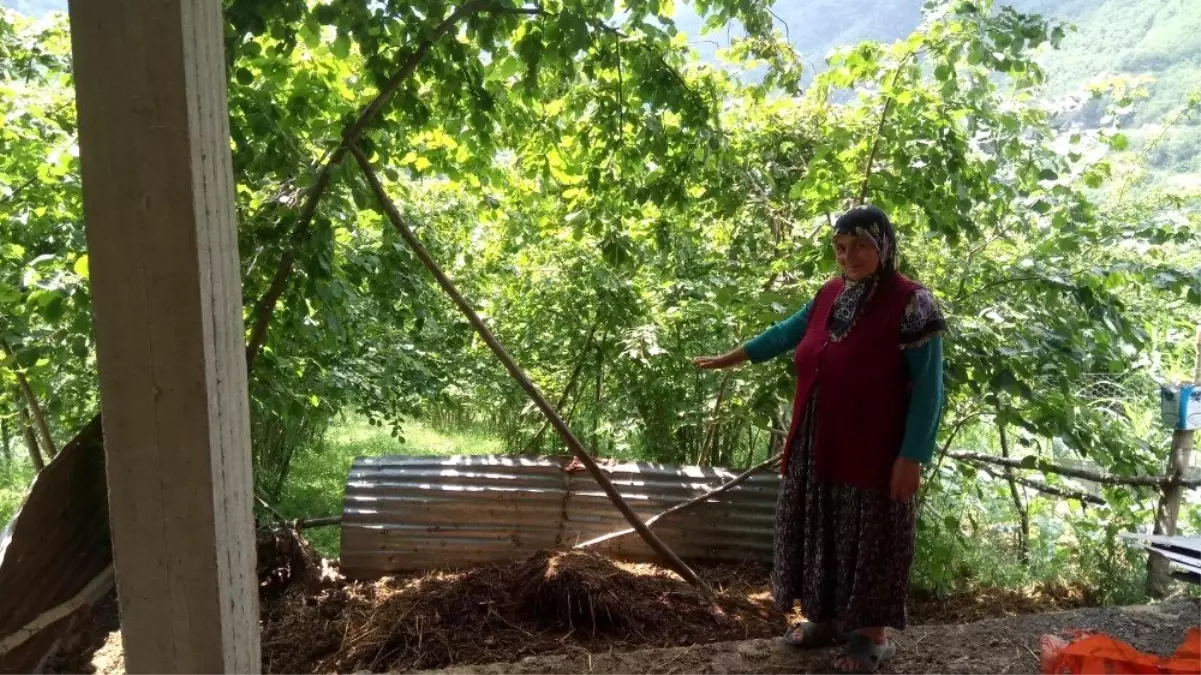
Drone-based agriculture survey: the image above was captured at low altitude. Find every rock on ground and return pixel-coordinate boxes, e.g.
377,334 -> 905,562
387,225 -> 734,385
418,599 -> 1199,675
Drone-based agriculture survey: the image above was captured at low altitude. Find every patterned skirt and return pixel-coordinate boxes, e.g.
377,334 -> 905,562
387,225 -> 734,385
771,393 -> 916,631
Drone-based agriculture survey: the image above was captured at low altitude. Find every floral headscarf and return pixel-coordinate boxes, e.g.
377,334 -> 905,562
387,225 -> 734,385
828,206 -> 946,347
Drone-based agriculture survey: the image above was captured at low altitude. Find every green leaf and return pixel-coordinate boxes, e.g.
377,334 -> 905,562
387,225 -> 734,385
313,4 -> 337,25
235,68 -> 254,86
332,34 -> 351,60
73,254 -> 89,279
1110,133 -> 1128,151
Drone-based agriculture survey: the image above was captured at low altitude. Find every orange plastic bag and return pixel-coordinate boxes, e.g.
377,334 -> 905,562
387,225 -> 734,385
1041,627 -> 1201,675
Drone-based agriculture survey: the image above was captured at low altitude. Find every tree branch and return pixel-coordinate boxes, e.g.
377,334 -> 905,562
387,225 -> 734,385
244,0 -> 493,371
966,459 -> 1105,505
697,372 -> 733,465
523,320 -> 600,455
1,338 -> 57,457
295,515 -> 341,530
947,450 -> 1201,488
18,404 -> 44,472
998,413 -> 1030,563
351,144 -> 708,592
575,451 -> 782,550
858,53 -> 912,204
916,412 -> 975,515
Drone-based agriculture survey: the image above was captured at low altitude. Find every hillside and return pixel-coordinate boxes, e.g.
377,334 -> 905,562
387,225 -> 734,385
674,0 -> 1201,175
4,0 -> 1199,174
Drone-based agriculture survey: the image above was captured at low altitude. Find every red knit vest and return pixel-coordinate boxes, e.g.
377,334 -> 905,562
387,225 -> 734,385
779,274 -> 920,492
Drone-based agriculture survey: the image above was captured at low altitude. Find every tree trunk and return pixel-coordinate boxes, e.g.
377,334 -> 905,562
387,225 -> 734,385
1147,324 -> 1200,597
1,339 -> 58,458
2,417 -> 10,468
998,415 -> 1029,565
19,405 -> 44,472
769,409 -> 784,460
522,323 -> 598,455
16,371 -> 57,459
697,372 -> 732,465
591,347 -> 602,456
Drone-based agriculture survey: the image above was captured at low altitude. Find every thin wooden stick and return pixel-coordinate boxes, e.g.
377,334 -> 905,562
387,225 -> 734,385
575,451 -> 782,550
351,145 -> 708,592
0,565 -> 115,657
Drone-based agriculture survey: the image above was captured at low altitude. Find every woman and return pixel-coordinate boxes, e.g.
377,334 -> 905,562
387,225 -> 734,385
693,206 -> 945,673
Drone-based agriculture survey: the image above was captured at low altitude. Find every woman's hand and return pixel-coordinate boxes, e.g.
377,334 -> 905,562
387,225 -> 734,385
890,457 -> 921,501
691,347 -> 749,370
692,355 -> 729,369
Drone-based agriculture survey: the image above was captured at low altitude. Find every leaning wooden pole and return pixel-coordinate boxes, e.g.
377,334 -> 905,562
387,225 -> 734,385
350,145 -> 708,591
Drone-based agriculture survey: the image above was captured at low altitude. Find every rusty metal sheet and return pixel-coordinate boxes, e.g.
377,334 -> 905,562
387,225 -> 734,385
0,417 -> 112,674
339,454 -> 781,579
340,455 -> 568,578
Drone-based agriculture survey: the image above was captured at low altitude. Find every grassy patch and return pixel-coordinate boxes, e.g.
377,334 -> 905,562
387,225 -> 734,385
0,461 -> 36,527
275,415 -> 502,557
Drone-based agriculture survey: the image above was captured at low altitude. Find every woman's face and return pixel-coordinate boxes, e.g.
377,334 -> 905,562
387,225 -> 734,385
833,234 -> 880,281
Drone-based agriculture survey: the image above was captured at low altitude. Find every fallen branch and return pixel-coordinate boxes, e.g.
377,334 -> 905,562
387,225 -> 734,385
295,516 -> 342,530
966,460 -> 1105,506
255,492 -> 341,530
947,451 -> 1201,488
351,145 -> 708,593
0,564 -> 115,657
255,492 -> 289,524
575,451 -> 782,550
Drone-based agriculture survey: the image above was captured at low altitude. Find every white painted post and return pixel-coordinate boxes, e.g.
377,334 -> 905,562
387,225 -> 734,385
67,0 -> 260,671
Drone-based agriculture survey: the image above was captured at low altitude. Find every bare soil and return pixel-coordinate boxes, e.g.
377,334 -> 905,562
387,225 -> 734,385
420,601 -> 1200,675
44,532 -> 1199,674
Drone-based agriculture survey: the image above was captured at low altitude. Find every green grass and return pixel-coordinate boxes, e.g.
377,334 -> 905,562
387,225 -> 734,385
0,460 -> 36,527
274,414 -> 503,557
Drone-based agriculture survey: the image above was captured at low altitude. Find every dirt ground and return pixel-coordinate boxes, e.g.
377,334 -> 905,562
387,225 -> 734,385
42,536 -> 1199,674
420,600 -> 1200,675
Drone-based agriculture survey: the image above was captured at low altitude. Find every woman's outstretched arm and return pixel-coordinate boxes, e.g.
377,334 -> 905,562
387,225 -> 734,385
692,301 -> 812,369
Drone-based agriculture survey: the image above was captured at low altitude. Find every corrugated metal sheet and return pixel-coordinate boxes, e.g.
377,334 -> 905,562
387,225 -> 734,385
0,416 -> 113,674
340,455 -> 781,579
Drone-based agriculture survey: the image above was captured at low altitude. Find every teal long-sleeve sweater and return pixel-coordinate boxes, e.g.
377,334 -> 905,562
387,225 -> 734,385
744,301 -> 943,464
